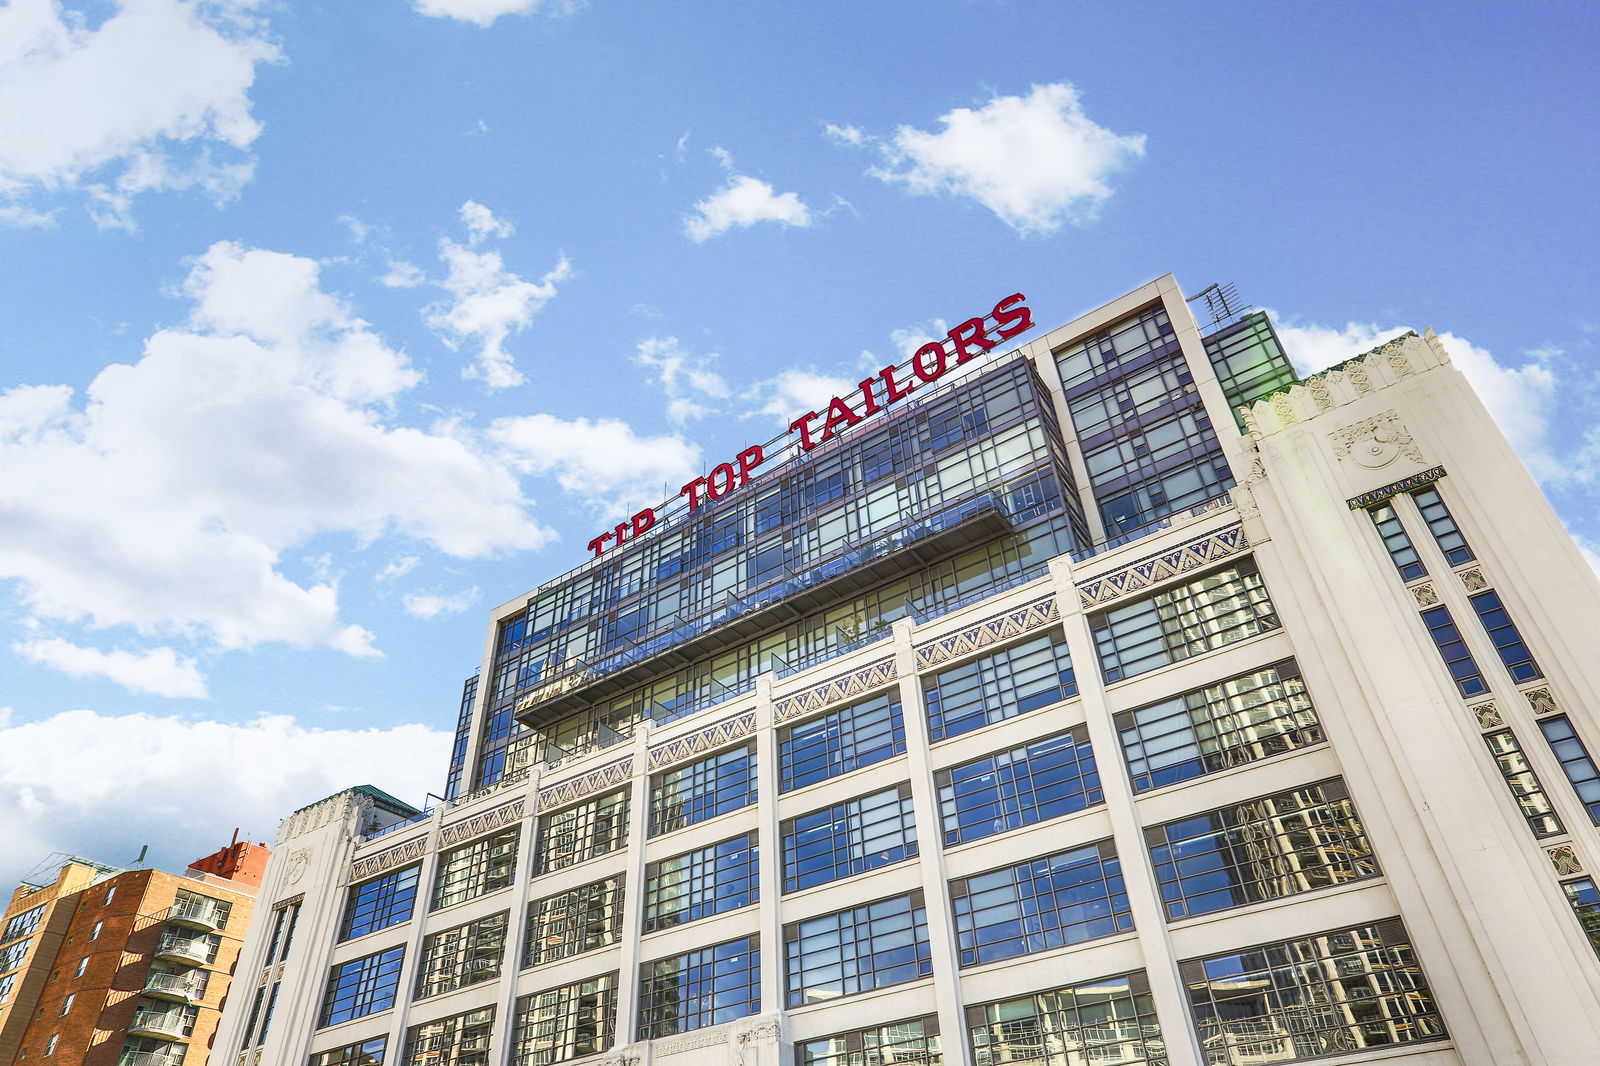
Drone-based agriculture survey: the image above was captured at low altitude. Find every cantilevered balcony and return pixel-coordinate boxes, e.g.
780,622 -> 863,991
141,970 -> 203,1003
153,932 -> 211,967
166,897 -> 228,932
515,495 -> 1012,730
127,1007 -> 190,1041
116,1050 -> 187,1066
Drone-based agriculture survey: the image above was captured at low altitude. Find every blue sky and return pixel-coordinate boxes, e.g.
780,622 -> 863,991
0,0 -> 1595,887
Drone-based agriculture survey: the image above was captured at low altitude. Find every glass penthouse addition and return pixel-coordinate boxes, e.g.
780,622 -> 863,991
454,305 -> 1297,795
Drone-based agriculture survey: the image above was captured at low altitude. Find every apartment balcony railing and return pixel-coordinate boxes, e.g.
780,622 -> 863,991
141,971 -> 203,1003
153,934 -> 210,967
127,1009 -> 189,1040
166,897 -> 228,932
116,1051 -> 187,1066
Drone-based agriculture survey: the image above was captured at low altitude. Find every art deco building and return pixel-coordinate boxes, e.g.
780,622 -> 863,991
212,276 -> 1600,1066
0,838 -> 268,1065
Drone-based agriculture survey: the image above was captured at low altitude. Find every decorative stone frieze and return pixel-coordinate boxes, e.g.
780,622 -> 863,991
439,797 -> 525,848
348,835 -> 428,882
649,712 -> 758,769
773,658 -> 898,724
914,595 -> 1060,670
537,757 -> 633,813
1331,410 -> 1425,470
1076,525 -> 1250,609
1345,466 -> 1447,510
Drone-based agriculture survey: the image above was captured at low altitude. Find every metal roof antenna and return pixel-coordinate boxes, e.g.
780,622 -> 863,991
1186,282 -> 1251,330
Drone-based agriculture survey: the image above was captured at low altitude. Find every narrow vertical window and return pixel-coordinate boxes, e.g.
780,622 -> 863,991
1411,486 -> 1473,565
1419,606 -> 1487,696
1539,716 -> 1600,824
1368,502 -> 1426,581
1484,730 -> 1563,837
1468,589 -> 1541,682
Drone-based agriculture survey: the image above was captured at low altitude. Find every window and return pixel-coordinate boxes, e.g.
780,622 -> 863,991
1,938 -> 32,972
59,993 -> 73,1016
923,632 -> 1076,741
3,905 -> 45,943
1561,879 -> 1600,959
524,876 -> 624,967
1540,716 -> 1600,823
638,935 -> 759,1039
644,833 -> 758,931
969,971 -> 1164,1066
104,886 -> 115,906
1147,779 -> 1379,920
511,972 -> 617,1065
310,1037 -> 388,1066
416,911 -> 509,1000
1126,667 -> 1319,797
1410,486 -> 1473,565
1468,589 -> 1541,682
1484,730 -> 1564,837
319,946 -> 405,1027
1091,561 -> 1278,683
258,982 -> 281,1042
434,828 -> 519,909
951,842 -> 1132,967
1419,606 -> 1487,696
44,1035 -> 57,1057
1182,920 -> 1447,1064
341,866 -> 420,940
0,973 -> 12,1004
785,892 -> 932,1006
264,898 -> 302,964
405,1005 -> 495,1066
649,744 -> 755,836
536,791 -> 628,874
800,1017 -> 941,1066
1368,502 -> 1426,581
89,921 -> 102,941
73,958 -> 86,979
780,692 -> 906,791
936,728 -> 1100,847
783,786 -> 916,892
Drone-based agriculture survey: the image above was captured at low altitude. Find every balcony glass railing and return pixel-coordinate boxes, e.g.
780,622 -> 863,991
168,897 -> 228,930
117,1051 -> 186,1066
154,934 -> 210,965
142,971 -> 203,1000
128,1009 -> 189,1039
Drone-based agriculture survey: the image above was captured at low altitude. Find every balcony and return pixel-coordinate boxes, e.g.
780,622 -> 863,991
127,1009 -> 190,1040
142,971 -> 203,1003
516,496 -> 1012,729
166,897 -> 228,932
117,1051 -> 186,1066
153,934 -> 211,967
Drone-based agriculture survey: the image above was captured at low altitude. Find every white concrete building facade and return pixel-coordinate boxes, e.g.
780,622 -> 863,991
213,277 -> 1600,1066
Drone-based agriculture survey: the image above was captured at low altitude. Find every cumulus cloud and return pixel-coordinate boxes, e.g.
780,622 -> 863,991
823,122 -> 864,146
856,83 -> 1145,236
1272,316 -> 1562,483
426,200 -> 572,389
0,240 -> 551,663
633,336 -> 731,424
490,414 -> 701,516
412,0 -> 574,28
0,0 -> 280,227
14,638 -> 207,698
376,555 -> 421,583
0,709 -> 446,890
745,368 -> 854,424
685,174 -> 812,242
402,586 -> 481,620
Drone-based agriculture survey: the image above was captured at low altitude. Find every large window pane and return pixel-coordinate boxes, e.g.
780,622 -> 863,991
405,1005 -> 494,1066
1091,561 -> 1277,683
511,973 -> 617,1066
951,842 -> 1132,966
319,947 -> 404,1028
1118,660 -> 1322,792
649,744 -> 756,836
1147,780 -> 1378,920
969,971 -> 1165,1066
936,729 -> 1101,847
783,785 -> 917,892
785,893 -> 932,1006
433,829 -> 519,909
924,632 -> 1077,741
341,865 -> 420,941
780,692 -> 906,791
644,833 -> 758,931
800,1017 -> 941,1066
1183,920 -> 1447,1064
537,790 -> 628,874
416,911 -> 509,1000
523,876 -> 624,968
638,936 -> 760,1039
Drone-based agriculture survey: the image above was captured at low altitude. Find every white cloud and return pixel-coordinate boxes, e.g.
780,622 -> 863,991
412,0 -> 574,28
0,709 -> 446,890
0,0 -> 279,226
376,555 -> 421,582
685,174 -> 812,242
866,83 -> 1146,236
402,586 -> 480,620
426,201 -> 572,389
490,414 -> 701,516
823,122 -> 864,146
382,260 -> 426,288
633,336 -> 731,424
1272,316 -> 1561,483
0,240 -> 551,662
14,638 -> 207,698
745,368 -> 854,423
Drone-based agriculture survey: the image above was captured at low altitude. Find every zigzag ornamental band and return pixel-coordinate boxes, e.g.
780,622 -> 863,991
913,595 -> 1060,670
648,711 -> 758,770
1346,465 -> 1446,510
1076,525 -> 1250,609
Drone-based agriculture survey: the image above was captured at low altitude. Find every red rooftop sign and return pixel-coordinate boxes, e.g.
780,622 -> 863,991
587,293 -> 1033,558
